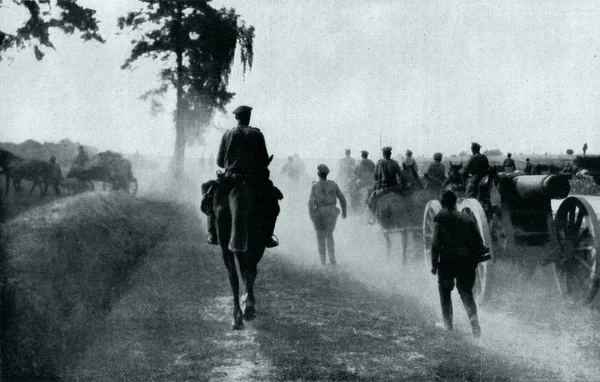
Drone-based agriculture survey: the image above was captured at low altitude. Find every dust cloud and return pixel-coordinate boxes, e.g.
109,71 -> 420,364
133,155 -> 600,381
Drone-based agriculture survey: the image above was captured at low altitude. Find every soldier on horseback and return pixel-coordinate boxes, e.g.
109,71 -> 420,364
367,146 -> 402,213
464,142 -> 490,199
403,149 -> 418,173
424,152 -> 446,191
204,105 -> 280,249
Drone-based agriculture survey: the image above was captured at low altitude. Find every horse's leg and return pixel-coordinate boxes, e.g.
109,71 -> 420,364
237,251 -> 261,321
215,190 -> 244,330
384,231 -> 391,260
401,230 -> 408,265
222,247 -> 243,329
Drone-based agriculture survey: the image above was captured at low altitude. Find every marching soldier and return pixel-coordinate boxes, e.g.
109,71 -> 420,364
431,190 -> 489,337
424,152 -> 446,190
503,153 -> 516,173
464,142 -> 489,199
308,164 -> 347,266
338,149 -> 356,193
48,156 -> 62,195
206,105 -> 279,250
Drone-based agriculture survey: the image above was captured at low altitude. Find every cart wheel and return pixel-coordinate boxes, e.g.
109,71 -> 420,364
553,196 -> 600,304
459,198 -> 493,304
423,200 -> 442,269
127,178 -> 138,196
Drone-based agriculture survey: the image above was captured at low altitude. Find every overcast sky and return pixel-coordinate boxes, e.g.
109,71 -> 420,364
1,0 -> 599,159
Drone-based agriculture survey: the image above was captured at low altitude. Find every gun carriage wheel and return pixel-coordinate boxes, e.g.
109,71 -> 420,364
458,198 -> 493,304
423,199 -> 442,267
553,196 -> 600,304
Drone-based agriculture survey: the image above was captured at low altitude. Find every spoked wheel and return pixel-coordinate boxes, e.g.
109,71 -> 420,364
553,196 -> 600,304
458,198 -> 493,304
423,200 -> 442,268
127,178 -> 138,196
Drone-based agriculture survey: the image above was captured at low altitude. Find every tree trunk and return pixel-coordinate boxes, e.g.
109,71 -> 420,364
172,3 -> 185,179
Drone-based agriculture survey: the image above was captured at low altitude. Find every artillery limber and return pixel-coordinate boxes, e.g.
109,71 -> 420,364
423,171 -> 600,304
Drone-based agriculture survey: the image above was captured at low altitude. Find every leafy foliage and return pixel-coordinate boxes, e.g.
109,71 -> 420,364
483,149 -> 502,157
118,0 -> 255,146
0,0 -> 104,61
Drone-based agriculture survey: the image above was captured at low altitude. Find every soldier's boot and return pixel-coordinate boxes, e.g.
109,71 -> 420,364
206,215 -> 219,245
470,315 -> 481,338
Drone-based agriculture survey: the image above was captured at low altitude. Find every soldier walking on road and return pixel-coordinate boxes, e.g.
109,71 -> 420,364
431,190 -> 489,337
308,164 -> 347,266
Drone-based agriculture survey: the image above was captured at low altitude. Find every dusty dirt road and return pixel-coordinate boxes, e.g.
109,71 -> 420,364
61,197 -> 596,382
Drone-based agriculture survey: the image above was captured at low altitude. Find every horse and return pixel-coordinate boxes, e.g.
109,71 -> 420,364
213,160 -> 279,330
372,163 -> 429,263
11,159 -> 59,195
0,149 -> 21,194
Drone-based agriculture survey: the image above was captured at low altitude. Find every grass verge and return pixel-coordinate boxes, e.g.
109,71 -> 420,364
1,192 -> 177,379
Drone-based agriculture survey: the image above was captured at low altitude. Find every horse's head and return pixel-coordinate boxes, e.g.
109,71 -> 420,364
447,161 -> 464,184
0,149 -> 20,169
401,162 -> 423,192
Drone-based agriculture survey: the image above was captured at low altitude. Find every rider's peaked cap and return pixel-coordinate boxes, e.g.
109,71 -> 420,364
382,146 -> 392,153
317,164 -> 330,175
406,149 -> 413,155
471,142 -> 481,149
433,152 -> 442,161
361,150 -> 369,156
232,105 -> 253,115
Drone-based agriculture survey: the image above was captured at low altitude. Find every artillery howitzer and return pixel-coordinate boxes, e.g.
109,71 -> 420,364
424,172 -> 600,304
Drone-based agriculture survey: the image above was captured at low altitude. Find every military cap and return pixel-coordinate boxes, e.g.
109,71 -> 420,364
345,148 -> 351,154
361,150 -> 369,156
382,146 -> 392,153
471,142 -> 481,149
317,164 -> 330,175
406,149 -> 413,156
232,105 -> 253,115
433,152 -> 442,161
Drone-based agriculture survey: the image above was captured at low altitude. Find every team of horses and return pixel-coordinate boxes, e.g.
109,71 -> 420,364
0,149 -> 61,195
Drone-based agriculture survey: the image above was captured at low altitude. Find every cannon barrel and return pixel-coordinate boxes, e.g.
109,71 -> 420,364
512,174 -> 570,200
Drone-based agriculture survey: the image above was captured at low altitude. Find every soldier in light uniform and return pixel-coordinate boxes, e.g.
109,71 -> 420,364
338,149 -> 356,194
431,190 -> 489,337
308,164 -> 347,266
403,149 -> 418,173
464,142 -> 489,199
424,152 -> 446,190
207,105 -> 279,250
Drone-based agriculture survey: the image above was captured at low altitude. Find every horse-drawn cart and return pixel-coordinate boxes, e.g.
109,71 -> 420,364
67,151 -> 138,195
423,171 -> 600,305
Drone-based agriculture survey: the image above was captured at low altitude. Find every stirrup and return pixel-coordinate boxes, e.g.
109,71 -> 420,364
266,235 -> 279,248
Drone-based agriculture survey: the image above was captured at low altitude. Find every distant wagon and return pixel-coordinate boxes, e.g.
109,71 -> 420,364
67,151 -> 138,195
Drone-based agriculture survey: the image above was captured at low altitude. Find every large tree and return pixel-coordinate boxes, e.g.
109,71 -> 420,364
0,0 -> 103,61
118,0 -> 255,177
